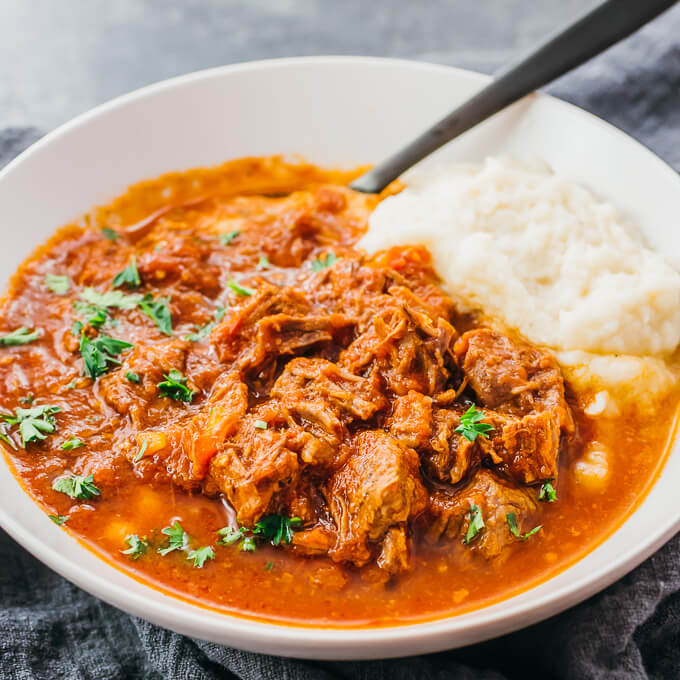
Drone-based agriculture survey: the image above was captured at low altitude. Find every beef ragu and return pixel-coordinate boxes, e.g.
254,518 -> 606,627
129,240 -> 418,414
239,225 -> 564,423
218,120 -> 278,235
0,157 -> 677,626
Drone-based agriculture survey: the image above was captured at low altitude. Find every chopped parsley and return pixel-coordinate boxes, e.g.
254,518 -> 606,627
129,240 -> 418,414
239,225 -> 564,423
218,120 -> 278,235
264,560 -> 274,571
218,230 -> 240,246
157,369 -> 195,403
506,512 -> 542,540
215,306 -> 226,321
252,514 -> 304,547
139,294 -> 172,335
2,405 -> 61,445
254,420 -> 267,430
52,473 -> 100,500
44,273 -> 70,295
227,279 -> 255,297
539,480 -> 557,503
19,393 -> 34,405
158,521 -> 190,556
0,327 -> 42,346
240,536 -> 257,552
257,255 -> 270,269
60,437 -> 85,451
184,321 -> 215,342
112,257 -> 141,289
133,439 -> 148,463
79,333 -> 134,379
74,288 -> 141,327
187,546 -> 215,568
71,321 -> 84,337
48,514 -> 69,525
464,503 -> 485,544
455,405 -> 495,443
65,378 -> 79,389
101,227 -> 119,241
0,424 -> 16,449
310,252 -> 338,272
126,371 -> 141,383
216,526 -> 245,546
121,534 -> 149,559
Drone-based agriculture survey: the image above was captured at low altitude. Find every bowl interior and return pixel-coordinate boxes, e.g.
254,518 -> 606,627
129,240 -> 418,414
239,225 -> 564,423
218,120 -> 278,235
0,57 -> 679,659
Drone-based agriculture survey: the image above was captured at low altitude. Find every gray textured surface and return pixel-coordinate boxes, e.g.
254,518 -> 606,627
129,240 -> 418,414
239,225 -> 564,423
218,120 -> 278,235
2,2 -> 680,679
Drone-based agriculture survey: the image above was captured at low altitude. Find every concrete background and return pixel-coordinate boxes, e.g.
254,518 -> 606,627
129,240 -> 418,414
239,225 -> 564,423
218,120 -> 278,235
0,0 -> 594,131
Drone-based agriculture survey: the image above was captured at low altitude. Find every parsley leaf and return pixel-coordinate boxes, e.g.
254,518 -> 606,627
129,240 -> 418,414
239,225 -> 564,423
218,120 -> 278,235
74,287 -> 142,327
2,405 -> 61,445
126,371 -> 141,383
184,321 -> 215,342
257,255 -> 270,269
79,333 -> 134,379
240,536 -> 257,552
539,481 -> 557,503
464,503 -> 485,544
61,437 -> 85,451
112,257 -> 141,289
310,252 -> 338,272
455,406 -> 495,443
121,534 -> 149,559
216,526 -> 245,546
133,439 -> 148,463
252,514 -> 303,546
264,560 -> 274,571
48,514 -> 69,525
101,227 -> 119,241
139,294 -> 172,335
218,230 -> 240,246
19,393 -> 34,405
227,279 -> 255,297
0,327 -> 42,346
157,369 -> 195,402
0,424 -> 16,449
187,545 -> 215,568
506,512 -> 542,540
254,420 -> 267,430
158,521 -> 189,556
52,473 -> 100,500
44,273 -> 70,294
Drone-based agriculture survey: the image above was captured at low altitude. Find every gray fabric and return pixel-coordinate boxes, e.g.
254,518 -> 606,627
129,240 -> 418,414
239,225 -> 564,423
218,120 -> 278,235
2,5 -> 680,679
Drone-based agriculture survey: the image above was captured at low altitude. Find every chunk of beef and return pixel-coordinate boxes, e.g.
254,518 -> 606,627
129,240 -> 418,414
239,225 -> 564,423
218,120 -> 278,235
455,328 -> 573,432
455,328 -> 573,484
340,297 -> 457,396
271,357 -> 388,466
427,470 -> 538,560
422,407 -> 480,485
386,390 -> 433,450
325,431 -> 426,570
98,339 -> 189,428
208,414 -> 299,525
377,526 -> 412,574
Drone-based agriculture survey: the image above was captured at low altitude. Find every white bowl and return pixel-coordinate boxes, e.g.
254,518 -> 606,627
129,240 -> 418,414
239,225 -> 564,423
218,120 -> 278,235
0,56 -> 679,660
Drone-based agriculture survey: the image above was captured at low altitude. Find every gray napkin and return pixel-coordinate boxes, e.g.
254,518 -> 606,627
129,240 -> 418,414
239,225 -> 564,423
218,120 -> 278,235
2,7 -> 680,678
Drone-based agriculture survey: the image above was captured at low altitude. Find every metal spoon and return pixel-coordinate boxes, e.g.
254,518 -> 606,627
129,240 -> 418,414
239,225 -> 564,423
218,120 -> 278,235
350,0 -> 678,194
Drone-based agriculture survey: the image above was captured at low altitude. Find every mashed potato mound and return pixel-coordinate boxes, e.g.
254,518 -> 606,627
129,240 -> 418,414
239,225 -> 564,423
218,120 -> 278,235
362,157 -> 680,357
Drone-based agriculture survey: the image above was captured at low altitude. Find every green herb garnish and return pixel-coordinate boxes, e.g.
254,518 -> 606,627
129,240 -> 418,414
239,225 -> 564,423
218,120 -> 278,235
139,294 -> 172,335
227,279 -> 255,297
0,327 -> 42,346
310,252 -> 338,272
126,371 -> 141,383
158,521 -> 189,556
216,526 -> 245,546
184,322 -> 215,342
455,406 -> 495,443
60,437 -> 85,451
79,334 -> 134,379
133,439 -> 148,463
74,287 -> 142,327
2,405 -> 61,445
240,536 -> 257,552
252,514 -> 303,546
52,473 -> 100,500
539,481 -> 557,503
19,393 -> 34,405
157,369 -> 194,403
44,273 -> 70,294
464,503 -> 485,544
218,230 -> 240,246
257,255 -> 270,269
0,424 -> 16,449
48,514 -> 69,525
264,560 -> 274,571
506,512 -> 542,540
112,257 -> 141,289
121,534 -> 149,559
254,420 -> 267,430
101,227 -> 119,241
187,546 -> 215,568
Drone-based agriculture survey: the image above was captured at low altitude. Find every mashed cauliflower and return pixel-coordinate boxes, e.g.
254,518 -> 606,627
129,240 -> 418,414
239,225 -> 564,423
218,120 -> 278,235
361,157 -> 680,358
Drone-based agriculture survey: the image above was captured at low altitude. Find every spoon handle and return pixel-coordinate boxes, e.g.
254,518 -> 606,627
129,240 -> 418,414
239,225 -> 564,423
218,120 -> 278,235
350,0 -> 678,194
